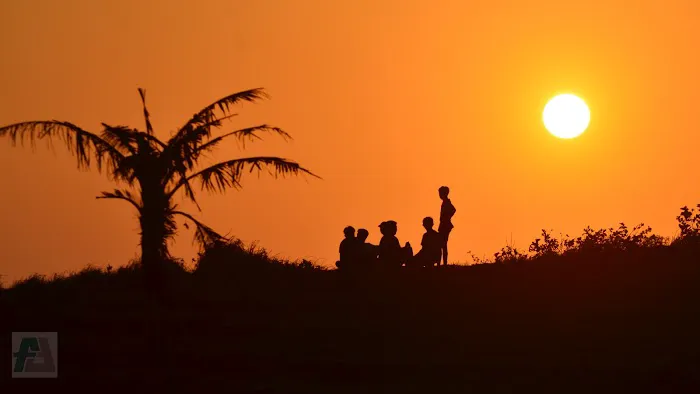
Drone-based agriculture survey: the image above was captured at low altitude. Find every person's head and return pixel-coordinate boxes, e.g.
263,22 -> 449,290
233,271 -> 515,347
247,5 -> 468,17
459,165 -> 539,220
343,226 -> 356,239
380,220 -> 397,236
438,186 -> 450,200
357,228 -> 369,242
422,217 -> 434,230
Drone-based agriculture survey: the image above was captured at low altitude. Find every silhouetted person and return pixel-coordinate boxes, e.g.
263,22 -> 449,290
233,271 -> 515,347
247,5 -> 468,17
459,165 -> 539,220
378,221 -> 403,269
336,226 -> 358,270
357,228 -> 369,243
410,217 -> 442,268
438,186 -> 456,266
403,241 -> 413,265
356,228 -> 378,268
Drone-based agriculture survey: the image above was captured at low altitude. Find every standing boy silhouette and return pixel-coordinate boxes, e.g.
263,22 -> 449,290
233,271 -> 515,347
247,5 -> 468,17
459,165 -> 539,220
438,186 -> 456,266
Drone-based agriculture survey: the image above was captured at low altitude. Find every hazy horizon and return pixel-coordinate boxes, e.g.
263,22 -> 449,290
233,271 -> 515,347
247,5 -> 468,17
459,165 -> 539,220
2,0 -> 699,284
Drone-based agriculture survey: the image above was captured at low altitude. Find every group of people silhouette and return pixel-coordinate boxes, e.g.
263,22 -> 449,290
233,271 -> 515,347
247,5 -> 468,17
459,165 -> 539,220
336,186 -> 456,270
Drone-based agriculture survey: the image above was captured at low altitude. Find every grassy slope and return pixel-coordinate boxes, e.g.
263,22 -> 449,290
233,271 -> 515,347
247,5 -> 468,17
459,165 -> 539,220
4,240 -> 700,392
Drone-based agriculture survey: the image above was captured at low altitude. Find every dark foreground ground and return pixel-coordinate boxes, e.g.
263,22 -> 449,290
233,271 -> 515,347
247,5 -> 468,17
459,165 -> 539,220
3,245 -> 700,393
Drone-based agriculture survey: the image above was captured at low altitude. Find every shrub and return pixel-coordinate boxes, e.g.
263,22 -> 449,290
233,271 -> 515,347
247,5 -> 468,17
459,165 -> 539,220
529,229 -> 561,257
494,245 -> 527,264
675,204 -> 700,245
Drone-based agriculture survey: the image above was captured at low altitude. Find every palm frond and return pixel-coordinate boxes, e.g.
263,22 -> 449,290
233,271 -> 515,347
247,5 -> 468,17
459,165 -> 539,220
0,120 -> 125,175
172,210 -> 226,250
195,124 -> 292,156
167,113 -> 239,159
101,123 -> 166,154
163,211 -> 179,246
178,88 -> 267,136
171,167 -> 202,211
141,132 -> 167,150
164,124 -> 292,184
165,88 -> 268,166
169,156 -> 320,197
100,124 -> 138,154
111,155 -> 141,185
96,189 -> 143,212
137,88 -> 154,135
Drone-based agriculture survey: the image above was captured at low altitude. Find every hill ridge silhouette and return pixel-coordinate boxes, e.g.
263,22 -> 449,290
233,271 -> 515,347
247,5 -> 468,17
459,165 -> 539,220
5,204 -> 700,391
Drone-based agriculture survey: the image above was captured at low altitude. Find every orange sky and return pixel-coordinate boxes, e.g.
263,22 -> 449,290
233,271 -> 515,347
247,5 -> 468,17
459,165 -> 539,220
1,0 -> 699,284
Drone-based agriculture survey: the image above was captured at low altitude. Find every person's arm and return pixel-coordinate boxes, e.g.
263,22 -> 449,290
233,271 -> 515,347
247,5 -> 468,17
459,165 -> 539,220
448,202 -> 456,218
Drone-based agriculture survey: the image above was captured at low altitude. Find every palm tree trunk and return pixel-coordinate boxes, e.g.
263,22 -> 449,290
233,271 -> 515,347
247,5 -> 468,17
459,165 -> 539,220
139,195 -> 171,294
140,217 -> 165,294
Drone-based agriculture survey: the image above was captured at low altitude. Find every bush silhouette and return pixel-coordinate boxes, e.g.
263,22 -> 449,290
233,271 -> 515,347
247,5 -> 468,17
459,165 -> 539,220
528,223 -> 666,258
676,204 -> 700,244
465,205 -> 696,266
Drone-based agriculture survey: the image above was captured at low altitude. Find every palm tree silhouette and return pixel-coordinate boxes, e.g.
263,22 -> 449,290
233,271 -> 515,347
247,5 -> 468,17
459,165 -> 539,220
0,87 -> 318,281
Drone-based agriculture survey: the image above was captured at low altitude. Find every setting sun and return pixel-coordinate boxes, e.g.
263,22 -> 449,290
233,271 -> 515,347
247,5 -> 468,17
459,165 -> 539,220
543,94 -> 590,139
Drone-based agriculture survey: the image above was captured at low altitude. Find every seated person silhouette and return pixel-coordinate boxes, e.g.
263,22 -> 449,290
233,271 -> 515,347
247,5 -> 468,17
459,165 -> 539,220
378,221 -> 409,269
410,217 -> 443,268
356,228 -> 378,268
403,241 -> 413,264
336,226 -> 358,270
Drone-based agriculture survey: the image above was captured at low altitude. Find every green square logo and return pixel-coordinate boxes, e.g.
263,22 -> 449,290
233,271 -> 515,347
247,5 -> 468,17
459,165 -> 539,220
11,332 -> 58,378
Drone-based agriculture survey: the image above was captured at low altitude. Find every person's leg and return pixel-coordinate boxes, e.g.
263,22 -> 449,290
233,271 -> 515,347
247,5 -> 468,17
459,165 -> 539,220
441,229 -> 451,266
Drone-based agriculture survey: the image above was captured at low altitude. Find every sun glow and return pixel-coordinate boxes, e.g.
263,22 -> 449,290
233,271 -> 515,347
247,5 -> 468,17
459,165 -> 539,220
542,94 -> 590,139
